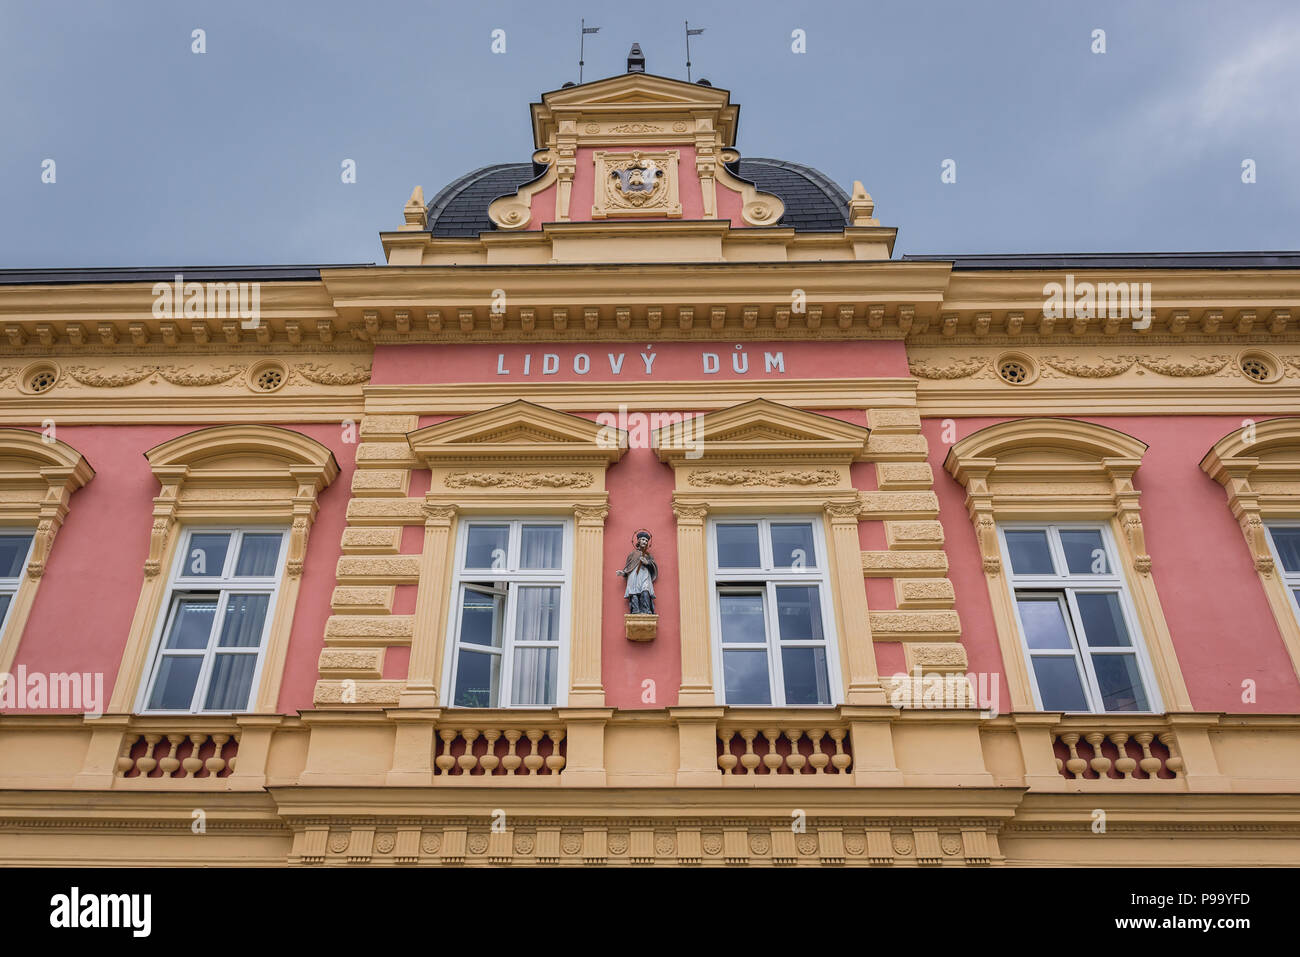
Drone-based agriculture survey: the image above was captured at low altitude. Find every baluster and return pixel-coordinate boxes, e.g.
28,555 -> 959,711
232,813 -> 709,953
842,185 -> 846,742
545,730 -> 565,773
502,730 -> 523,775
717,730 -> 738,774
523,730 -> 545,774
157,733 -> 184,777
1134,732 -> 1160,778
116,735 -> 137,776
739,729 -> 760,774
1085,732 -> 1112,778
806,729 -> 829,774
479,730 -> 501,775
207,734 -> 230,775
182,734 -> 207,777
761,728 -> 784,773
435,729 -> 458,775
1157,731 -> 1184,777
784,729 -> 807,774
1060,732 -> 1087,777
1110,732 -> 1137,778
457,730 -> 480,774
829,728 -> 851,772
136,734 -> 162,775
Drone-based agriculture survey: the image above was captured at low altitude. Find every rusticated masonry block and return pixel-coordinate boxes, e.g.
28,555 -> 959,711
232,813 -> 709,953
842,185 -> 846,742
318,647 -> 385,678
862,550 -> 949,577
903,642 -> 968,674
313,679 -> 404,707
876,462 -> 934,490
866,408 -> 922,432
885,521 -> 945,549
346,498 -> 426,525
324,614 -> 415,646
355,442 -> 420,468
359,414 -> 419,439
869,610 -> 961,641
335,555 -> 421,584
895,578 -> 956,608
350,469 -> 410,496
865,434 -> 930,460
859,492 -> 940,520
340,526 -> 403,554
331,586 -> 394,614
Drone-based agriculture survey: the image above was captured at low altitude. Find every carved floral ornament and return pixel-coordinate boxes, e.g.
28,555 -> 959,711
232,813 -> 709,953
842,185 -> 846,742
944,418 -> 1153,576
141,426 -> 339,578
0,429 -> 94,579
19,361 -> 371,392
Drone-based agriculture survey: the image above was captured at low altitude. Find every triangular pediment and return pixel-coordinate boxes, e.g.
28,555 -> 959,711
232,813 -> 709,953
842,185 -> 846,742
408,400 -> 625,466
654,398 -> 870,466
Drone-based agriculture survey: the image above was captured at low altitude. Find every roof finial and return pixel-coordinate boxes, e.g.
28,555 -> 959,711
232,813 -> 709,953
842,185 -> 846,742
627,42 -> 645,73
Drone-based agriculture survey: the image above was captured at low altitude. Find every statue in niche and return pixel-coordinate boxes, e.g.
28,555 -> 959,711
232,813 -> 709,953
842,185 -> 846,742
616,529 -> 657,615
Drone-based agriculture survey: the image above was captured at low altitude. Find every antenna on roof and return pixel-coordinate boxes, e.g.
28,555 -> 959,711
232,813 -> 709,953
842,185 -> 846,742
578,19 -> 600,84
685,21 -> 705,82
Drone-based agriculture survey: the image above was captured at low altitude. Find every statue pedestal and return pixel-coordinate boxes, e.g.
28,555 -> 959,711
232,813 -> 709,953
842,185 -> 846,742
624,613 -> 658,642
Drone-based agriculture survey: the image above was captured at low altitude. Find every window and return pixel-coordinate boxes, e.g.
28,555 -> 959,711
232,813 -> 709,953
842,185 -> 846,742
446,519 -> 571,708
0,532 -> 35,633
1001,524 -> 1158,713
1267,524 -> 1300,624
140,528 -> 287,713
708,517 -> 838,706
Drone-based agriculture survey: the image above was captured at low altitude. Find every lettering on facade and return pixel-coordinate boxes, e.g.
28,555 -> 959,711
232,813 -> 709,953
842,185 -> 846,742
494,348 -> 786,377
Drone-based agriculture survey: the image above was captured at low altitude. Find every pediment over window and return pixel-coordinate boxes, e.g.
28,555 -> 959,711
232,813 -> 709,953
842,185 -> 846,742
1201,418 -> 1300,515
654,398 -> 871,466
0,429 -> 94,578
408,400 -> 626,469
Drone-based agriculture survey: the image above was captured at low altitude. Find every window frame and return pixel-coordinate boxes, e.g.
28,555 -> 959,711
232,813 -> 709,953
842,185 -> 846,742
999,521 -> 1162,714
442,517 -> 574,709
0,531 -> 35,637
706,515 -> 842,708
136,525 -> 288,715
1266,521 -> 1300,629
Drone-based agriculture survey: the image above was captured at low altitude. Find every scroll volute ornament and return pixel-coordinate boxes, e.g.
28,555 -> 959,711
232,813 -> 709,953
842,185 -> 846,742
144,466 -> 186,578
1104,458 -> 1153,575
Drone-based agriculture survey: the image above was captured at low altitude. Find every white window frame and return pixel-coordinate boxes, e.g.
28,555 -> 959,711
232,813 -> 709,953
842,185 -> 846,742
137,526 -> 287,715
1000,521 -> 1161,714
442,517 -> 573,709
0,531 -> 35,636
1266,522 -> 1300,627
707,515 -> 842,707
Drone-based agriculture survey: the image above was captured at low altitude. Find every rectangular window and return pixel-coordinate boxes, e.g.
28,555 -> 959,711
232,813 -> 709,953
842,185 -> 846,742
1266,523 -> 1300,625
0,532 -> 35,633
140,528 -> 286,713
1001,523 -> 1158,713
709,517 -> 838,706
446,519 -> 571,708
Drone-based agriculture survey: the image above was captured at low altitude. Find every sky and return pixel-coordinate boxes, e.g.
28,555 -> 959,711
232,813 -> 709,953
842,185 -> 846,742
1,0 -> 1296,268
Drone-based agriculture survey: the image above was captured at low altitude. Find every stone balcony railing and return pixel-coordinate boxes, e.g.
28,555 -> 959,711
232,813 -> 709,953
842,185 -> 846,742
716,714 -> 853,782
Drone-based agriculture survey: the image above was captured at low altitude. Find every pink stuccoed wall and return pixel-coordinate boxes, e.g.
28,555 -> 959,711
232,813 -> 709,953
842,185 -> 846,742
8,423 -> 355,715
925,415 -> 1300,713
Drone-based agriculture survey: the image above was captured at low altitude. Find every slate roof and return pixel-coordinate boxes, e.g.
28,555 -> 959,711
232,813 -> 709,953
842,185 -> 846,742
0,265 -> 369,285
425,156 -> 850,237
900,252 -> 1300,269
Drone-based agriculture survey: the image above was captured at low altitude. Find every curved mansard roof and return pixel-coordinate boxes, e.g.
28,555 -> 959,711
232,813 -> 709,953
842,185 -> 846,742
425,157 -> 851,237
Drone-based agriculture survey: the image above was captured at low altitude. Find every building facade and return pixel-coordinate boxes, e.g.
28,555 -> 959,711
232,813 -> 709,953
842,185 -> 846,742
1,63 -> 1299,867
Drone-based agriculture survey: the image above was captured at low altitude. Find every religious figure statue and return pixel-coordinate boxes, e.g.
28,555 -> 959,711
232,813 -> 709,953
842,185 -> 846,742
616,529 -> 657,615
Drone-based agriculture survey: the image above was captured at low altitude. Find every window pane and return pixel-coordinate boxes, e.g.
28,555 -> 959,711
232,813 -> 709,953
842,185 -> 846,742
1060,529 -> 1109,575
511,647 -> 557,706
723,649 -> 771,705
519,525 -> 563,569
217,594 -> 270,648
465,525 -> 509,570
1271,527 -> 1300,573
781,646 -> 830,705
235,534 -> 282,577
453,649 -> 499,708
1015,596 -> 1073,650
1075,592 -> 1131,647
1031,656 -> 1089,711
1005,530 -> 1054,575
204,654 -> 257,711
0,535 -> 32,578
459,587 -> 504,647
719,592 -> 766,644
716,524 -> 761,568
1092,653 -> 1149,711
0,593 -> 11,624
164,597 -> 218,649
184,533 -> 230,577
771,523 -> 816,570
515,586 -> 560,643
775,585 -> 823,641
147,656 -> 202,711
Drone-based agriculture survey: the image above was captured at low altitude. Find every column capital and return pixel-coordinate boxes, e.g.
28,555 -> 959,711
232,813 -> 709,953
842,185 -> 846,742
573,503 -> 610,526
671,501 -> 709,524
